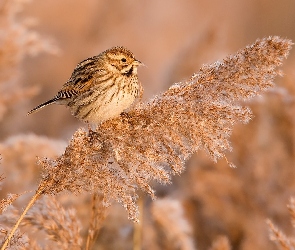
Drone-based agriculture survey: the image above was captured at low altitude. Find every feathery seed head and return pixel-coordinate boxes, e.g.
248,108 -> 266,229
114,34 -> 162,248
36,37 -> 293,221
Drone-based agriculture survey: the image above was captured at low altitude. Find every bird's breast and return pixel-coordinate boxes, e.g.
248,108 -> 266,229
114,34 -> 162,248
69,75 -> 139,124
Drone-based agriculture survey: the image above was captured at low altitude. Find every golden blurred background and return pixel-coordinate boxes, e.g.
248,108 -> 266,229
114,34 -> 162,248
2,0 -> 294,139
1,0 -> 295,249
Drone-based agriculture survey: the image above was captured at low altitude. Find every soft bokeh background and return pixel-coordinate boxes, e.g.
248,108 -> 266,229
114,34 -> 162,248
1,0 -> 295,249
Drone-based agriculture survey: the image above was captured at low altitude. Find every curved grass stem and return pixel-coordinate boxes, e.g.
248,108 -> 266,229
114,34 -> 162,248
1,188 -> 44,250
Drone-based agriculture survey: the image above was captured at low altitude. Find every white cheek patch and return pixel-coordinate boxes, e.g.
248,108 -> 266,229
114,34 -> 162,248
121,65 -> 133,74
132,67 -> 138,74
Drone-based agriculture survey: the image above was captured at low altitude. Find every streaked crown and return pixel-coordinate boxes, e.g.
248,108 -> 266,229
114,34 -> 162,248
103,46 -> 142,75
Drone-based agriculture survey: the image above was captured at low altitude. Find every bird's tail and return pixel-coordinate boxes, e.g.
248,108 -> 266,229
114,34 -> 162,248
27,98 -> 57,115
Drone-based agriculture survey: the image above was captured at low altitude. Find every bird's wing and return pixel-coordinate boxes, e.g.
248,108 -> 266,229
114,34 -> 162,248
55,56 -> 108,99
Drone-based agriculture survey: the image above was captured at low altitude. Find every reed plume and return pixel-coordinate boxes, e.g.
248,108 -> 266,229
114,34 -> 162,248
1,36 -> 293,249
37,36 -> 293,221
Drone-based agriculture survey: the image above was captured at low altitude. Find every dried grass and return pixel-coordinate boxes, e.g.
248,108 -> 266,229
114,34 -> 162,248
152,198 -> 195,250
267,198 -> 295,250
38,36 -> 293,221
22,196 -> 83,250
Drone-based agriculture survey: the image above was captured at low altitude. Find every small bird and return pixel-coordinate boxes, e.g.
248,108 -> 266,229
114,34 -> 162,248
28,46 -> 143,124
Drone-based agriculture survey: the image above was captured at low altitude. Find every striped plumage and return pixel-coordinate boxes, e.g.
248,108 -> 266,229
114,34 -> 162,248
28,46 -> 143,124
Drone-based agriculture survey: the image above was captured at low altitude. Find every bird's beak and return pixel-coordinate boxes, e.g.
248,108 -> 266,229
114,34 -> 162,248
133,59 -> 145,67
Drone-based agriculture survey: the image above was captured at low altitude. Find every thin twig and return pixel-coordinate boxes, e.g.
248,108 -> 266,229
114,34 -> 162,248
0,187 -> 44,250
85,193 -> 107,250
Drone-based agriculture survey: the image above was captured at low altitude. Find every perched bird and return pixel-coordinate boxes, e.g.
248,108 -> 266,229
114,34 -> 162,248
28,46 -> 143,124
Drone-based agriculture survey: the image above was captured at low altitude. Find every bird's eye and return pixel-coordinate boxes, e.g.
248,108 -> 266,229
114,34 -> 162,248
121,58 -> 127,62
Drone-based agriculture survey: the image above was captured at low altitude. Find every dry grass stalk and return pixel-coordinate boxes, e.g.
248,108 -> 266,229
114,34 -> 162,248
38,36 -> 292,221
209,235 -> 232,250
287,197 -> 295,229
1,229 -> 42,250
1,228 -> 28,250
0,207 -> 42,250
267,219 -> 294,250
85,193 -> 108,250
22,196 -> 83,250
1,189 -> 43,250
267,197 -> 295,250
152,198 -> 195,250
